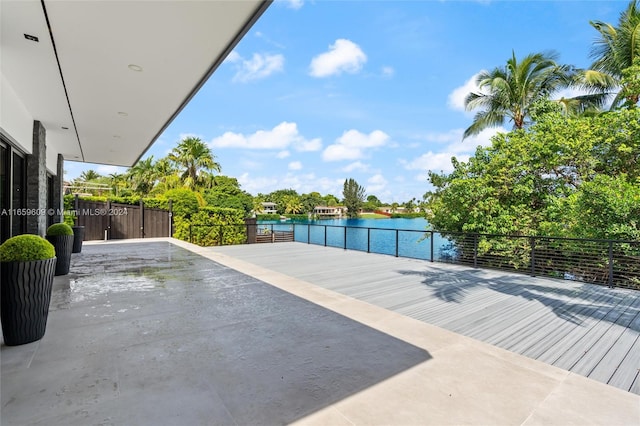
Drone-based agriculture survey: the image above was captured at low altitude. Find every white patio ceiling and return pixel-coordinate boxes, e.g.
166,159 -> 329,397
1,0 -> 270,166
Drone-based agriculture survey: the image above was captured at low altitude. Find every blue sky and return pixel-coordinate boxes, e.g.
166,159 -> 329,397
66,0 -> 624,203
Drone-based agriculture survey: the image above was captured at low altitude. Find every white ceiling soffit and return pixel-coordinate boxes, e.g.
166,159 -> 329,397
1,0 -> 271,167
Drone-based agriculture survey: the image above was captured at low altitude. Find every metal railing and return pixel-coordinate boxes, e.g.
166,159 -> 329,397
187,223 -> 640,290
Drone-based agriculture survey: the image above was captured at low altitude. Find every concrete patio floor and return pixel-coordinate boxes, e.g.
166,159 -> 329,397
1,238 -> 638,425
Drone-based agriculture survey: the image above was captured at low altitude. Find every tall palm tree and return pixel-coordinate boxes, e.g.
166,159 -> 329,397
463,51 -> 578,139
168,137 -> 221,190
126,156 -> 157,195
108,173 -> 125,197
586,0 -> 640,107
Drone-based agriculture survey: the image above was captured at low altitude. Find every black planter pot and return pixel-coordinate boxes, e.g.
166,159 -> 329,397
72,226 -> 85,253
46,234 -> 74,276
1,258 -> 56,346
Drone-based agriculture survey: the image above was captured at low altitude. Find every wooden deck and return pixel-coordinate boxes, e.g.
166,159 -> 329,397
211,242 -> 640,395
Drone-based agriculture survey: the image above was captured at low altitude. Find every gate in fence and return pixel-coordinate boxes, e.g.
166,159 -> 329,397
74,198 -> 172,241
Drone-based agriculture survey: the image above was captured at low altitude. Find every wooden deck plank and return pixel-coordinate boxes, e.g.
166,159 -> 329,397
536,292 -> 638,366
608,335 -> 640,391
519,291 -> 616,359
570,297 -> 640,378
210,242 -> 640,395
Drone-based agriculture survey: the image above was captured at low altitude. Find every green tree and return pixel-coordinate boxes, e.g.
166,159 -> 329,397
168,137 -> 221,190
108,173 -> 126,197
282,195 -> 304,214
323,194 -> 339,206
301,192 -> 324,214
463,51 -> 587,138
342,178 -> 366,219
363,194 -> 382,211
587,0 -> 640,107
162,188 -> 201,218
427,109 -> 640,238
267,189 -> 300,215
80,170 -> 101,181
203,176 -> 253,217
126,157 -> 158,195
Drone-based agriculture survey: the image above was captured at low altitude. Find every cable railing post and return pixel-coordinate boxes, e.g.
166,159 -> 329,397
530,237 -> 536,277
473,233 -> 478,268
395,229 -> 399,257
219,225 -> 223,246
344,226 -> 347,250
608,240 -> 614,288
430,231 -> 434,262
324,225 -> 327,247
189,224 -> 193,244
367,228 -> 371,253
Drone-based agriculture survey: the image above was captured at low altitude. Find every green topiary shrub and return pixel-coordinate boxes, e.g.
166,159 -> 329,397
46,223 -> 74,236
0,235 -> 56,262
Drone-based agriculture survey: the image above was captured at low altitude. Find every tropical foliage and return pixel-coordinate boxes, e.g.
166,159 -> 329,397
586,0 -> 640,108
427,108 -> 640,241
463,51 -> 582,138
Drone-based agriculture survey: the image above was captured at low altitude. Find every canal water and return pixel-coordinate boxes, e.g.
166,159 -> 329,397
259,218 -> 452,261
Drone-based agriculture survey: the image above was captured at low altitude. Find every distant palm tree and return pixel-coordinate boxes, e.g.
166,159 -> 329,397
283,195 -> 304,214
168,137 -> 221,190
463,51 -> 583,139
584,0 -> 640,107
80,170 -> 101,181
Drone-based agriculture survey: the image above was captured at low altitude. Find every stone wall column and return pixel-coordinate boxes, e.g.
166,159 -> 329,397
26,120 -> 47,235
50,153 -> 64,223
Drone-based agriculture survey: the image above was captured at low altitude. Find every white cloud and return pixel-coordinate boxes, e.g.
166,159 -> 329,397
367,174 -> 388,194
224,51 -> 241,64
382,66 -> 395,78
309,39 -> 367,78
96,165 -> 127,175
238,172 -> 343,196
322,129 -> 390,161
448,72 -> 486,113
403,127 -> 505,175
276,150 -> 290,159
237,173 -> 279,194
405,152 -> 468,175
288,161 -> 303,171
276,0 -> 304,9
421,127 -> 502,153
230,53 -> 284,83
210,122 -> 322,152
342,161 -> 370,172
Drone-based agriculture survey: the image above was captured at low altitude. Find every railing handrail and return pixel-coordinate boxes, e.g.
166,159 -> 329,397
185,222 -> 639,290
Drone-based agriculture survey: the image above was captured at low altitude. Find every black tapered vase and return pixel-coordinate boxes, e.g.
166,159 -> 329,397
46,235 -> 73,275
1,258 -> 56,345
72,226 -> 85,253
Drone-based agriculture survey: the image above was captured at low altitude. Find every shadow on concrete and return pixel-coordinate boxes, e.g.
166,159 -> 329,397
1,242 -> 431,425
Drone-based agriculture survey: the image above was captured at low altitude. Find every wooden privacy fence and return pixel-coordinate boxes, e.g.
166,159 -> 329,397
74,199 -> 171,241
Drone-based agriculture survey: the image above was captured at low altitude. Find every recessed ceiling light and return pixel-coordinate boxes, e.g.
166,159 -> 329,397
117,112 -> 128,117
24,34 -> 39,42
128,64 -> 143,72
